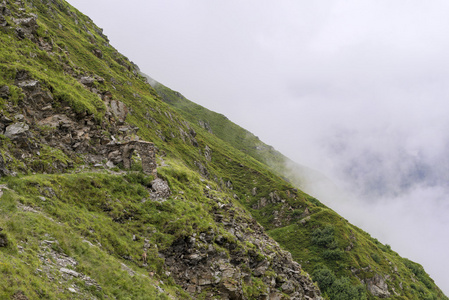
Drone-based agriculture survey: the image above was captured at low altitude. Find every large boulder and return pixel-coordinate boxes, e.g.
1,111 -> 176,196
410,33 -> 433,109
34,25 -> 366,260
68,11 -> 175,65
102,91 -> 128,124
365,274 -> 390,298
109,100 -> 128,123
150,178 -> 171,200
80,76 -> 95,87
4,122 -> 29,139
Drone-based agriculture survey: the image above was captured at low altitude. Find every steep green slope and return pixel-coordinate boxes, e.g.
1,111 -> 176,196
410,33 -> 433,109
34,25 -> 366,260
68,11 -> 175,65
0,0 -> 445,299
152,80 -> 335,203
150,80 -> 447,299
153,81 -> 291,173
0,1 -> 321,299
0,172 -> 184,299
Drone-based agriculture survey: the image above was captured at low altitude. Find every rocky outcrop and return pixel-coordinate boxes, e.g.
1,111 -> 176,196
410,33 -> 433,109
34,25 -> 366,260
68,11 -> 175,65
37,114 -> 73,129
252,191 -> 284,210
204,145 -> 212,161
0,69 -> 158,174
195,160 -> 210,179
179,126 -> 198,147
36,238 -> 102,295
102,91 -> 129,124
0,85 -> 9,98
198,120 -> 213,134
92,48 -> 103,58
4,122 -> 29,139
10,291 -> 28,300
14,15 -> 38,40
251,190 -> 304,228
109,99 -> 128,124
0,154 -> 9,177
79,76 -> 95,87
161,200 -> 322,299
364,274 -> 390,298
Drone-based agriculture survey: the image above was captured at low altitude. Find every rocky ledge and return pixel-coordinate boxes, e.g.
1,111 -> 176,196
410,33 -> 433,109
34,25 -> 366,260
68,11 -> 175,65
161,198 -> 322,300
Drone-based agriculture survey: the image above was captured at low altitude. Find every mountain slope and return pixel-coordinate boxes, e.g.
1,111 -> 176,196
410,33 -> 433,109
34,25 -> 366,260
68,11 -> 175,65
0,0 -> 445,299
151,79 -> 341,201
150,81 -> 447,300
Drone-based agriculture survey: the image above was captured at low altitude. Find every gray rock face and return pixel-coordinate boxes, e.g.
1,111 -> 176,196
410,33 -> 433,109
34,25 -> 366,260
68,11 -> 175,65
252,187 -> 257,196
0,85 -> 9,98
17,80 -> 39,90
14,16 -> 38,29
120,263 -> 136,277
38,114 -> 73,129
4,122 -> 29,139
36,239 -> 102,294
60,267 -> 80,278
102,91 -> 129,124
15,69 -> 31,82
198,120 -> 213,134
109,100 -> 128,123
37,36 -> 53,52
365,273 -> 390,298
14,15 -> 38,39
15,72 -> 53,107
161,201 -> 322,299
179,127 -> 199,147
204,145 -> 212,161
79,76 -> 95,87
195,161 -> 209,178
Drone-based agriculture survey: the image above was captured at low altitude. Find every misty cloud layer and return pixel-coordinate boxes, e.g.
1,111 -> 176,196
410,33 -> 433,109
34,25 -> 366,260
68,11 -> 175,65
68,0 -> 449,293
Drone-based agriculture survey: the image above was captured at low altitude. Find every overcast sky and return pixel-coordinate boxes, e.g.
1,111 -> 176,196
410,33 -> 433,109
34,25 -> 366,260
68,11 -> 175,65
67,0 -> 449,294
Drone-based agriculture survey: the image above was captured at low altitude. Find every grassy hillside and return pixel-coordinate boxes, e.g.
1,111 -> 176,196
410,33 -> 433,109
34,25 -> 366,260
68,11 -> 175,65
0,0 -> 446,299
152,81 -> 290,172
152,80 -> 336,199
152,82 -> 447,300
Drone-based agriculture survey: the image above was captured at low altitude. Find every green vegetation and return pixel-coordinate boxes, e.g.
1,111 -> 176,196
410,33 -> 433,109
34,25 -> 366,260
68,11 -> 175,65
0,172 -> 184,299
153,82 -> 290,171
154,66 -> 448,300
154,72 -> 448,299
312,265 -> 366,300
0,0 -> 446,299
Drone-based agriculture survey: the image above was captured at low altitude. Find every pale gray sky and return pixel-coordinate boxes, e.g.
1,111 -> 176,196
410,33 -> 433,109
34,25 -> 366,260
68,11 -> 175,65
67,0 -> 449,293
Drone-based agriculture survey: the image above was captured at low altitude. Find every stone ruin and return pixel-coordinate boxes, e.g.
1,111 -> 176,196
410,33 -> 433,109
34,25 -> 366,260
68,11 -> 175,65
105,140 -> 157,176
